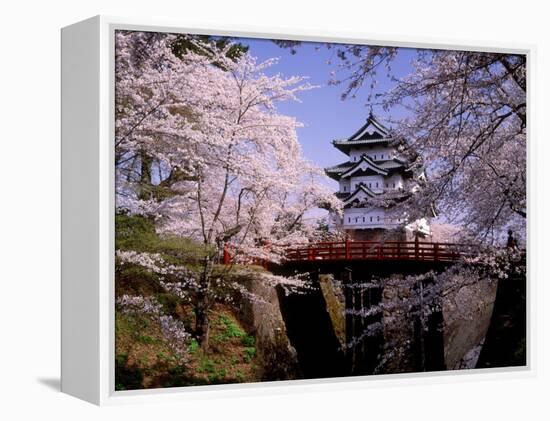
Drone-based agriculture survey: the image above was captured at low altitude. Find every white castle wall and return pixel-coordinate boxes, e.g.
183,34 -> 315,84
340,174 -> 404,194
382,174 -> 404,189
349,145 -> 394,162
349,175 -> 384,191
342,207 -> 403,229
339,179 -> 350,193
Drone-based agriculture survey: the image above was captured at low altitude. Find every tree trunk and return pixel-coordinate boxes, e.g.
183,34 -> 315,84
195,254 -> 213,351
138,150 -> 153,200
140,150 -> 153,185
195,291 -> 210,350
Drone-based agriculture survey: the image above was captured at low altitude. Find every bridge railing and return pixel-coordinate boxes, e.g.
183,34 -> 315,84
285,240 -> 475,263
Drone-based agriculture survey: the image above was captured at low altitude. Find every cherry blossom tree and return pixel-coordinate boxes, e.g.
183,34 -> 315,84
331,48 -> 527,369
276,42 -> 526,244
265,43 -> 527,373
115,31 -> 341,349
335,49 -> 526,244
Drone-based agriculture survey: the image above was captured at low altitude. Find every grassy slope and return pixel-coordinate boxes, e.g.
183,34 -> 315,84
115,214 -> 260,390
116,304 -> 259,390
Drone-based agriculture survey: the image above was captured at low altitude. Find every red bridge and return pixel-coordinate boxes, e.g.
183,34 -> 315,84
224,240 -> 473,265
285,240 -> 470,263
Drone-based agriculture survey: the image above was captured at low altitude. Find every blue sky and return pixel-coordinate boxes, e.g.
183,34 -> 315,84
233,38 -> 418,189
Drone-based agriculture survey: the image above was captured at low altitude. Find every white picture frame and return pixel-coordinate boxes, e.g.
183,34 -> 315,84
61,15 -> 533,405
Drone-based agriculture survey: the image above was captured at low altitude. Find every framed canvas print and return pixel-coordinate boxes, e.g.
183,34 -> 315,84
61,16 -> 530,405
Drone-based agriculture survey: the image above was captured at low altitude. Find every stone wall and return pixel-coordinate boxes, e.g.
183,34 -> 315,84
369,271 -> 497,373
380,275 -> 416,373
318,274 -> 346,349
235,274 -> 301,381
441,274 -> 498,369
251,265 -> 499,377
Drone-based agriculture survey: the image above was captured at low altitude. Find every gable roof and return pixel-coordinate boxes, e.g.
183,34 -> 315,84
332,112 -> 393,155
325,157 -> 408,180
348,112 -> 390,141
324,160 -> 354,180
343,184 -> 378,206
340,155 -> 389,178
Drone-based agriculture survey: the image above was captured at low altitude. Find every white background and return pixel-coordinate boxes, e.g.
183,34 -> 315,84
1,0 -> 548,419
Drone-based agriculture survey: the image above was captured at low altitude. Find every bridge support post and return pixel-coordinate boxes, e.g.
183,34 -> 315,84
397,241 -> 401,259
223,243 -> 231,265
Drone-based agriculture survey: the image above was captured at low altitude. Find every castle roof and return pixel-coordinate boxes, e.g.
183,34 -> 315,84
342,184 -> 378,206
332,112 -> 393,155
324,157 -> 409,180
340,155 -> 388,177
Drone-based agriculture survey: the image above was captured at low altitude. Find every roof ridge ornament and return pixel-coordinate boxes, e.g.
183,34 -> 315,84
345,108 -> 390,143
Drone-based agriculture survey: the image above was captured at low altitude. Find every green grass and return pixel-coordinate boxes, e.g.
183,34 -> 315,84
188,339 -> 199,354
115,213 -> 214,265
115,213 -> 219,297
137,334 -> 157,345
114,214 -> 261,389
218,314 -> 246,339
235,369 -> 245,382
198,358 -> 216,374
241,334 -> 255,347
243,347 -> 256,363
116,307 -> 260,389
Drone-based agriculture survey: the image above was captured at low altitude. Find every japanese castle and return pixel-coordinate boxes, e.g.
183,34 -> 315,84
325,112 -> 429,241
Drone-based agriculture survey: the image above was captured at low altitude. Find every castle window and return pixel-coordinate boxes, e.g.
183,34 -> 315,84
374,154 -> 377,160
348,217 -> 351,223
343,186 -> 346,192
376,182 -> 379,188
355,217 -> 358,223
369,183 -> 372,188
377,215 -> 380,222
370,216 -> 373,222
380,154 -> 384,159
363,217 -> 365,222
386,183 -> 388,188
393,182 -> 396,188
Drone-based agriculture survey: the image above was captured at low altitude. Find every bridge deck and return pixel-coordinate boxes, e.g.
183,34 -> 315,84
223,240 -> 474,265
285,241 -> 469,263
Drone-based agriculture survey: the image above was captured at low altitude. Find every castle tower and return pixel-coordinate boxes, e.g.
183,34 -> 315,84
325,112 -> 428,241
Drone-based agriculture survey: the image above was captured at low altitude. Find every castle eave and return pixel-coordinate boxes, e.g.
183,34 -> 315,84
340,155 -> 388,178
332,138 -> 392,155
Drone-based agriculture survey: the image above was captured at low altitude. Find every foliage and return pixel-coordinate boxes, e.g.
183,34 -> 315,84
117,295 -> 191,363
341,247 -> 525,373
217,314 -> 246,339
116,213 -> 213,265
115,31 -> 340,259
115,352 -> 143,391
241,334 -> 255,347
170,34 -> 249,64
243,347 -> 257,363
115,30 -> 335,348
335,49 -> 526,244
276,42 -> 526,244
115,305 -> 259,389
